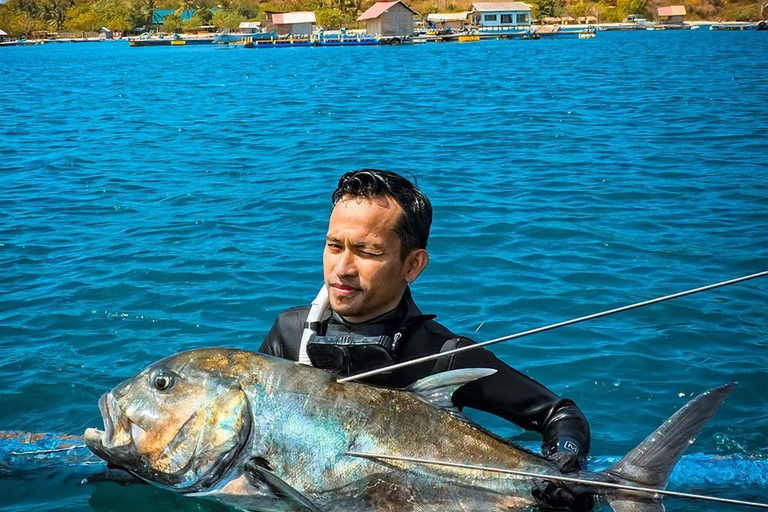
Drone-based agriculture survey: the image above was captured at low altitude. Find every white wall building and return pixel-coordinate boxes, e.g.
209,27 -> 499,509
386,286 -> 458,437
238,21 -> 263,34
426,12 -> 471,31
265,11 -> 316,36
471,2 -> 532,29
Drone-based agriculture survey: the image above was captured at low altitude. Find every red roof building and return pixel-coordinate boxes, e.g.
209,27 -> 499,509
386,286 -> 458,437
265,11 -> 316,36
657,5 -> 686,24
357,1 -> 418,36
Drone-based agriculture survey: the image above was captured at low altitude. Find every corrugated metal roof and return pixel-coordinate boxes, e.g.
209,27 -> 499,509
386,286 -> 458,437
239,21 -> 262,29
357,1 -> 418,21
472,2 -> 532,12
657,5 -> 686,16
151,9 -> 196,23
427,11 -> 470,21
271,11 -> 316,25
0,29 -> 7,36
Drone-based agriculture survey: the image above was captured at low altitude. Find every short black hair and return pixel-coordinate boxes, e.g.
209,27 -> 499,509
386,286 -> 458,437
332,169 -> 432,260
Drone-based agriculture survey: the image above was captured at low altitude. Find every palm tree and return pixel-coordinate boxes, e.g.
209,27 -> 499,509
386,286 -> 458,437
141,0 -> 157,30
16,0 -> 42,17
43,0 -> 74,30
176,0 -> 196,20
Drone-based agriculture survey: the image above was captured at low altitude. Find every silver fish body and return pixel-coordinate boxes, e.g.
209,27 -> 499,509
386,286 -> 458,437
84,348 -> 736,512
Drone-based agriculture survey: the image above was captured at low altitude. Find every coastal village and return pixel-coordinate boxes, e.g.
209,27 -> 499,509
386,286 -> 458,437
0,0 -> 766,46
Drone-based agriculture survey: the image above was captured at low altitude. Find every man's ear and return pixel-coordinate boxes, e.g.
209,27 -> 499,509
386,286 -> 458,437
404,249 -> 429,284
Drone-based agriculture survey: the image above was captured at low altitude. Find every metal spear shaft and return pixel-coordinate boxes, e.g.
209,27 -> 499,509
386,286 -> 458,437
346,452 -> 768,509
339,270 -> 768,383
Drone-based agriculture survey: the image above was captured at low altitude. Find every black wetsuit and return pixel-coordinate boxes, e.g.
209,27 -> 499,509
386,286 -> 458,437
259,288 -> 591,456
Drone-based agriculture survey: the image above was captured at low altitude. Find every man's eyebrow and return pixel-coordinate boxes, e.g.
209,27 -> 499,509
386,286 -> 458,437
325,235 -> 341,243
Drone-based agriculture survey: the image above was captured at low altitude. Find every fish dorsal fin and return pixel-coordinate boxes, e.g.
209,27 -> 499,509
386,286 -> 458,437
405,368 -> 496,417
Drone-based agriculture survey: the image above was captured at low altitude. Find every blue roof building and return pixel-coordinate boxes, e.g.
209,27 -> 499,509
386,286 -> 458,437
151,9 -> 196,24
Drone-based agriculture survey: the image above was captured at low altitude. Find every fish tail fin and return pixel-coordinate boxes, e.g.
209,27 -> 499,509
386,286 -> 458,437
599,383 -> 737,512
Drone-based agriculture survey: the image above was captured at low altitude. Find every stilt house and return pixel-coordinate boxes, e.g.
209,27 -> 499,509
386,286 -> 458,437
357,1 -> 418,36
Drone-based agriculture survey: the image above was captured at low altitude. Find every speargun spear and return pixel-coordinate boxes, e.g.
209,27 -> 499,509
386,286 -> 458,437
339,270 -> 768,383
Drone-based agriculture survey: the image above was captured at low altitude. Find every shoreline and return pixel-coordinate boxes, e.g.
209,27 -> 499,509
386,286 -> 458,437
1,20 -> 765,48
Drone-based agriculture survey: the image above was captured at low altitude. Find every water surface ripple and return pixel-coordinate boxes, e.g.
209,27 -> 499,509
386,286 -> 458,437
0,30 -> 766,511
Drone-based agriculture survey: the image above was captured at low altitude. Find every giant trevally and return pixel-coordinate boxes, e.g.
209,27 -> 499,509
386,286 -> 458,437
83,348 -> 737,512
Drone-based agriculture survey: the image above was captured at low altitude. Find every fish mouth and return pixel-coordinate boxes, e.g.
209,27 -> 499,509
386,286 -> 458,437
84,390 -> 253,493
84,392 -> 135,463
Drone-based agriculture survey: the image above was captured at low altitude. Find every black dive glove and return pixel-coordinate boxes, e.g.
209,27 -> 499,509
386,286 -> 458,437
531,481 -> 594,511
549,450 -> 582,473
531,439 -> 595,511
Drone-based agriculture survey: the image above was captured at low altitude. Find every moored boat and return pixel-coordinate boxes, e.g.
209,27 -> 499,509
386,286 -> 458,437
710,21 -> 768,30
249,36 -> 312,48
245,32 -> 385,48
129,33 -> 214,47
313,32 -> 381,46
213,22 -> 277,44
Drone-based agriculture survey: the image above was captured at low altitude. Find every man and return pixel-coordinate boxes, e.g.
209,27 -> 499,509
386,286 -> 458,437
259,169 -> 593,510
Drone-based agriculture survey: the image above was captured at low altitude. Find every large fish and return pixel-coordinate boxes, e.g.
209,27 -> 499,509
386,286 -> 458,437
83,348 -> 735,512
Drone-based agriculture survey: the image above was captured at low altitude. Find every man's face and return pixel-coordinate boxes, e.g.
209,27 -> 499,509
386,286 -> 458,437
323,195 -> 410,323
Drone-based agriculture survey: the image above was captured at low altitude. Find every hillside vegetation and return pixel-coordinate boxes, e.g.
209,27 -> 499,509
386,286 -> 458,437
0,0 -> 764,37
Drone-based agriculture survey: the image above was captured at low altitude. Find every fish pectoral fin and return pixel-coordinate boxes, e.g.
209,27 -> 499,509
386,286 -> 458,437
83,465 -> 148,486
405,368 -> 496,415
604,495 -> 664,512
244,458 -> 325,512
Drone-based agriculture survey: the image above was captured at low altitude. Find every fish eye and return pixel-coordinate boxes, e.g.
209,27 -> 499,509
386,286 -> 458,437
151,370 -> 175,391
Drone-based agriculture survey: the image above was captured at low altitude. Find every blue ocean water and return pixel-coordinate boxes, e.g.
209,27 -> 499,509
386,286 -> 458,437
0,30 -> 766,511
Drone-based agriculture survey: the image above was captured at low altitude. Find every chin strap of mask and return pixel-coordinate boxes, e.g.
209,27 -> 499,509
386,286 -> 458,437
298,286 -> 329,365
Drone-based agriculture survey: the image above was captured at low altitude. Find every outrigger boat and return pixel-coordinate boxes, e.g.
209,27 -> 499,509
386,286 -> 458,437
314,32 -> 381,46
247,32 -> 386,48
710,21 -> 768,30
213,22 -> 278,45
129,33 -> 215,47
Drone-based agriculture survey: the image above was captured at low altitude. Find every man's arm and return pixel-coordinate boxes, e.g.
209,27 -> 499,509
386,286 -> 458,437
258,318 -> 284,357
258,306 -> 311,361
448,338 -> 591,461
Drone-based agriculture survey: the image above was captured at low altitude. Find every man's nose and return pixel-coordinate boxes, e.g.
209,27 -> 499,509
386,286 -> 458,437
334,249 -> 357,277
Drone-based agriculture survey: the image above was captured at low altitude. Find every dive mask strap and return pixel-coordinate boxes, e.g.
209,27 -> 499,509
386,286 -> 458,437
299,285 -> 329,365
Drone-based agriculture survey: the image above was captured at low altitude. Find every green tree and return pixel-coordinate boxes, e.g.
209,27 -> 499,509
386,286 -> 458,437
538,0 -> 564,17
316,6 -> 345,26
528,2 -> 541,20
0,4 -> 14,34
65,4 -> 101,31
211,9 -> 243,28
235,0 -> 261,18
596,2 -> 621,21
14,0 -> 43,18
139,0 -> 157,28
11,9 -> 46,36
182,11 -> 204,29
616,0 -> 647,18
93,0 -> 132,30
162,11 -> 182,30
41,0 -> 74,29
176,0 -> 195,18
569,0 -> 591,17
196,5 -> 212,22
